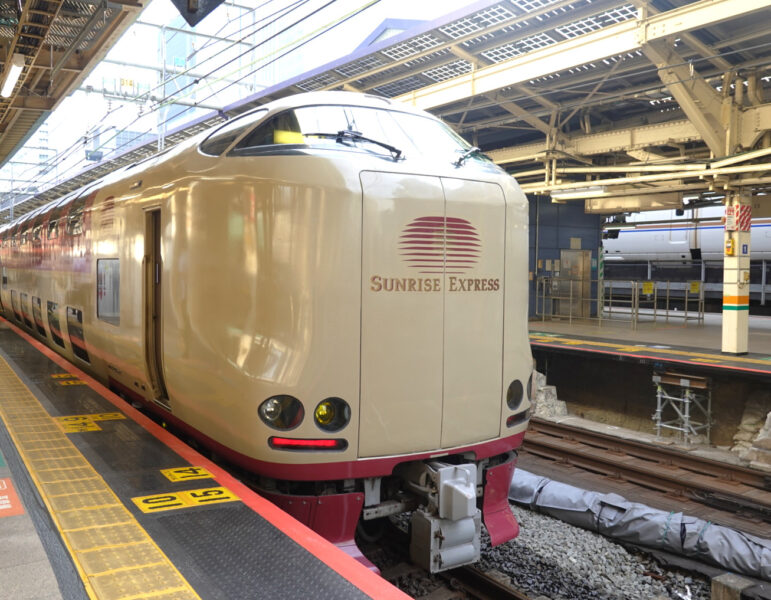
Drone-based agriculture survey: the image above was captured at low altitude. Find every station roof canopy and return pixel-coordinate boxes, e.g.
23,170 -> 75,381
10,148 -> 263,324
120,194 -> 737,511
5,0 -> 771,217
0,0 -> 146,171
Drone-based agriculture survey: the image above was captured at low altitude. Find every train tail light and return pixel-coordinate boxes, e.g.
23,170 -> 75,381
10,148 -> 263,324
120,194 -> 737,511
269,437 -> 347,451
506,409 -> 530,428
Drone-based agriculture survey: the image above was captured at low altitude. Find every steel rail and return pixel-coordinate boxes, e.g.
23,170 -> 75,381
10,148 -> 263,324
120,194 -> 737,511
445,566 -> 533,600
524,418 -> 771,521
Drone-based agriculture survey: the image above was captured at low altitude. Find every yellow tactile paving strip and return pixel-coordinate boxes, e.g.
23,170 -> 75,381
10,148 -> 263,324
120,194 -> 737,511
0,356 -> 200,600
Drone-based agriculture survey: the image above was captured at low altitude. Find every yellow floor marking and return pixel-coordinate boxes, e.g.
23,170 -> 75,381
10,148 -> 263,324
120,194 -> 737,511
0,357 -> 201,600
531,334 -> 771,366
132,487 -> 238,514
160,466 -> 213,482
54,413 -> 127,434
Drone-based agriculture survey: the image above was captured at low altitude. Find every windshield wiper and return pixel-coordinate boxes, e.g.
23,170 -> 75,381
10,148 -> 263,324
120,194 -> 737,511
454,146 -> 482,167
306,130 -> 402,160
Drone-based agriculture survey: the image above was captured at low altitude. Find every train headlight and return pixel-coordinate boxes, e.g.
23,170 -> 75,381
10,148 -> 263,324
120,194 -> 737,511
313,397 -> 350,432
259,395 -> 304,430
506,380 -> 524,411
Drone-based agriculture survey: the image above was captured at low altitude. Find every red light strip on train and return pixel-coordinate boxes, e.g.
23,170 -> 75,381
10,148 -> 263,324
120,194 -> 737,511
269,437 -> 347,451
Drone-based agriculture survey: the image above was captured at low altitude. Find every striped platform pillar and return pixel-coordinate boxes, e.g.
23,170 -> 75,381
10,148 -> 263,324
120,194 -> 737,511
721,191 -> 751,354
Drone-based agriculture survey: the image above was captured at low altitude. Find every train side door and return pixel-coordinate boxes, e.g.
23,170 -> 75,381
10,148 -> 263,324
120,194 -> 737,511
144,209 -> 170,409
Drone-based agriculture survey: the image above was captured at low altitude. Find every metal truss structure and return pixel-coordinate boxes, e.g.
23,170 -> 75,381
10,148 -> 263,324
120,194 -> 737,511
0,0 -> 147,170
3,0 -> 770,219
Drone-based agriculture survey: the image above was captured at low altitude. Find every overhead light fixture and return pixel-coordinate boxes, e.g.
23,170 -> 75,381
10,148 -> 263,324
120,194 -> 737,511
551,185 -> 607,201
1,53 -> 26,98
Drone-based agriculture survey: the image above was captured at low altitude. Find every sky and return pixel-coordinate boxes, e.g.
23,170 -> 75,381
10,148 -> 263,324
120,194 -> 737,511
0,0 -> 480,205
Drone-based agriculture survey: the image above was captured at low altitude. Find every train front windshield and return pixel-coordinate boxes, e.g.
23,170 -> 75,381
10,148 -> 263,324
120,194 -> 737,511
204,104 -> 490,166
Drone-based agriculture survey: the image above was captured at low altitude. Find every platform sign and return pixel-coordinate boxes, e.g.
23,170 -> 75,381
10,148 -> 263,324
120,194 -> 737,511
89,413 -> 126,421
725,206 -> 737,231
133,487 -> 238,513
57,418 -> 102,433
161,466 -> 214,482
689,281 -> 701,294
642,281 -> 654,295
54,412 -> 126,433
0,478 -> 24,518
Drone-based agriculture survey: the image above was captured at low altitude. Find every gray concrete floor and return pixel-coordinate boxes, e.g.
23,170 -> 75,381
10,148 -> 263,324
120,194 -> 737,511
529,311 -> 771,356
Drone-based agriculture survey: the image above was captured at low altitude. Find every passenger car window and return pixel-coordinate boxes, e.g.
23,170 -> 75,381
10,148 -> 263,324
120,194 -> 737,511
66,197 -> 86,236
48,218 -> 59,239
97,259 -> 120,325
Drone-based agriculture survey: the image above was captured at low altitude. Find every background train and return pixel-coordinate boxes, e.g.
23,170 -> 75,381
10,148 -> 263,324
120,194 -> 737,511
0,91 -> 533,573
602,206 -> 771,310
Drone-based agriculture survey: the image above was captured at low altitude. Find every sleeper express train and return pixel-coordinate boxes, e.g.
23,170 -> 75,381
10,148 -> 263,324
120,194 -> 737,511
0,91 -> 533,572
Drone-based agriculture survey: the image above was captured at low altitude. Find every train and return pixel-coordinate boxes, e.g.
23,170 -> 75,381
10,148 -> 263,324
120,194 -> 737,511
602,206 -> 771,308
602,206 -> 771,262
0,91 -> 533,573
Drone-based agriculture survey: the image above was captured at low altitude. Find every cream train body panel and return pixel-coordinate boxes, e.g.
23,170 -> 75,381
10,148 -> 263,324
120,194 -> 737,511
0,92 -> 532,570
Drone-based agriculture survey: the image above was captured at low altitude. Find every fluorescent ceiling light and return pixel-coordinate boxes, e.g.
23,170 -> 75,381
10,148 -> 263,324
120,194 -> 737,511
1,54 -> 26,98
551,185 -> 606,200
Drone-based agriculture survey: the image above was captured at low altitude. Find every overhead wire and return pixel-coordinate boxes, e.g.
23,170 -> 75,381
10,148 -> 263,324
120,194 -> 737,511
7,0 -> 315,192
34,0 -> 382,188
3,7 -> 771,205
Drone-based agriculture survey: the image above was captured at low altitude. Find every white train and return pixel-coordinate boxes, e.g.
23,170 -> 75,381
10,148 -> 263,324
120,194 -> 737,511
602,206 -> 771,262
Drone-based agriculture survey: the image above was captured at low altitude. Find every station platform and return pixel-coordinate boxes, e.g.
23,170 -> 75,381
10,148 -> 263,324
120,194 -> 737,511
0,319 -> 407,600
529,313 -> 771,377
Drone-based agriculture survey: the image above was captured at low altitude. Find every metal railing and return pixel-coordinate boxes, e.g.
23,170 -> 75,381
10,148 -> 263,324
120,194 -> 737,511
535,276 -> 705,329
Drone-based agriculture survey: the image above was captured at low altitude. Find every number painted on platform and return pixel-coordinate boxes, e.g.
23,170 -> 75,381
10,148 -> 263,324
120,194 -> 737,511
58,421 -> 102,433
53,413 -> 125,434
161,466 -> 214,482
132,487 -> 238,513
181,487 -> 238,505
58,380 -> 87,386
89,413 -> 125,421
133,493 -> 187,512
51,373 -> 75,379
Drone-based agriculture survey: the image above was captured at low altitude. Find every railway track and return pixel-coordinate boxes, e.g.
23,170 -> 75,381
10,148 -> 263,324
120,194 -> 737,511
523,417 -> 771,525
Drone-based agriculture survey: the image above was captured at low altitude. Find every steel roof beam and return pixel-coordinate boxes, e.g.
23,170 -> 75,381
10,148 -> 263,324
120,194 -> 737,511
397,0 -> 771,111
642,39 -> 730,157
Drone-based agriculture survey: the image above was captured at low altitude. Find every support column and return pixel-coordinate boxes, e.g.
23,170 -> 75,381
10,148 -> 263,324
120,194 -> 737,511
722,192 -> 751,354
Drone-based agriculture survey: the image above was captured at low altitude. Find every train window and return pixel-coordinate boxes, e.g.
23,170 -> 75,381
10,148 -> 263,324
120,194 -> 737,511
20,229 -> 28,245
234,110 -> 304,149
199,109 -> 268,156
228,104 -> 477,165
48,218 -> 59,239
2,266 -> 7,288
19,292 -> 32,329
97,259 -> 120,326
66,306 -> 89,362
32,224 -> 42,243
10,290 -> 21,322
66,198 -> 86,236
47,301 -> 65,348
31,296 -> 46,337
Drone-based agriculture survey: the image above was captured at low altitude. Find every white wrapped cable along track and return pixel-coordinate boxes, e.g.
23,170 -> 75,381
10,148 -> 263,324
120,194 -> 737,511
509,469 -> 771,582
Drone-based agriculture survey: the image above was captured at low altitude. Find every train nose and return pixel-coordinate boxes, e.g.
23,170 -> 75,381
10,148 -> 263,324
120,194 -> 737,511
358,172 -> 506,457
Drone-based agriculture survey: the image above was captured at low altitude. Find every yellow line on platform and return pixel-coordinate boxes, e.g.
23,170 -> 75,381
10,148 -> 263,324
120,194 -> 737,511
0,356 -> 201,600
529,334 -> 771,366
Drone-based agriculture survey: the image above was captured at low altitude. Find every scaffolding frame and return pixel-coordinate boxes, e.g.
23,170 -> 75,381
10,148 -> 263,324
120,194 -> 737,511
652,371 -> 712,443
